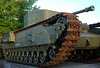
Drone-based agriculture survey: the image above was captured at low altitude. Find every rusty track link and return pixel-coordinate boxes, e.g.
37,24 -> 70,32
3,13 -> 82,67
38,13 -> 82,67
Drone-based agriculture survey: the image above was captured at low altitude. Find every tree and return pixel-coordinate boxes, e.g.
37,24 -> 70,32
0,0 -> 40,41
15,0 -> 40,29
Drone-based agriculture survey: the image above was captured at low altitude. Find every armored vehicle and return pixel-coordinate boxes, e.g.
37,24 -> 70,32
1,5 -> 100,67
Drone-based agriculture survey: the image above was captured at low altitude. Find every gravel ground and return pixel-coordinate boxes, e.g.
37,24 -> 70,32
0,60 -> 100,68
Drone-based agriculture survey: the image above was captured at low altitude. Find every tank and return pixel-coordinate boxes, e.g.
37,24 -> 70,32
1,5 -> 99,67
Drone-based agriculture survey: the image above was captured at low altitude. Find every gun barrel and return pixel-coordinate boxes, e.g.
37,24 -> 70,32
72,5 -> 95,15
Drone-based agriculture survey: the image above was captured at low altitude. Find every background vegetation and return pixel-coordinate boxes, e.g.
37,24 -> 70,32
0,0 -> 40,42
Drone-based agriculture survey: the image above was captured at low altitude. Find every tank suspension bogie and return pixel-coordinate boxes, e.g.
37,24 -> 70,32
13,52 -> 16,60
17,52 -> 20,61
33,54 -> 38,64
28,51 -> 32,63
20,52 -> 23,62
5,45 -> 67,64
23,51 -> 27,62
4,45 -> 51,64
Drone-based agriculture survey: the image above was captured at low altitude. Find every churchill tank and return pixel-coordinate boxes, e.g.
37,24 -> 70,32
1,5 -> 99,67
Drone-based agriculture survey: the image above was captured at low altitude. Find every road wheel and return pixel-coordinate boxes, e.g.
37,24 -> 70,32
33,54 -> 38,64
28,55 -> 32,63
49,49 -> 56,60
39,53 -> 45,63
17,57 -> 19,61
20,56 -> 23,62
24,55 -> 27,62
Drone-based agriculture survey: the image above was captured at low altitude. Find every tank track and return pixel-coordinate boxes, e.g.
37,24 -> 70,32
67,49 -> 100,62
3,13 -> 82,67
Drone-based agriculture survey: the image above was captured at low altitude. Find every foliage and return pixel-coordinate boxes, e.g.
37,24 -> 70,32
0,0 -> 40,41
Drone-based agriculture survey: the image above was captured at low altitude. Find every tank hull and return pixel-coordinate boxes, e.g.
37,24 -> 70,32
76,32 -> 100,49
